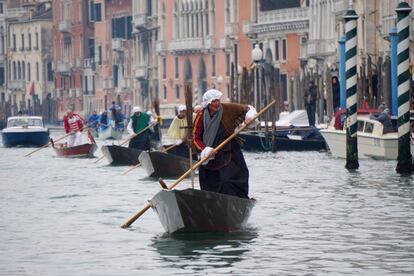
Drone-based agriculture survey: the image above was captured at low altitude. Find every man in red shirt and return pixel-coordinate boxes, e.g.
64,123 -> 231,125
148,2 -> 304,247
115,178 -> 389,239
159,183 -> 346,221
63,108 -> 86,147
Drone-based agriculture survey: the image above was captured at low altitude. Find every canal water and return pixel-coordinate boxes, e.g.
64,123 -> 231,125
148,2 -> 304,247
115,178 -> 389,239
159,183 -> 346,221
1,130 -> 413,275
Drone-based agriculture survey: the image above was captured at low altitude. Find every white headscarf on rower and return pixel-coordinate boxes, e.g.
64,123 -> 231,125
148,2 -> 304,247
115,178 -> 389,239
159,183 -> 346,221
201,89 -> 223,108
177,105 -> 186,112
132,106 -> 141,114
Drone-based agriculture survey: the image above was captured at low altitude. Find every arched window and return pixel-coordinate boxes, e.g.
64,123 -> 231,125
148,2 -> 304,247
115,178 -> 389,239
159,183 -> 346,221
22,61 -> 25,80
175,85 -> 180,99
17,61 -> 21,80
27,62 -> 31,81
12,61 -> 16,80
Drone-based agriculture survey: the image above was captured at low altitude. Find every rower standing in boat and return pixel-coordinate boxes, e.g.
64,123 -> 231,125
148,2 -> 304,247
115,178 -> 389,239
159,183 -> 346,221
167,105 -> 191,157
193,89 -> 258,199
98,110 -> 110,132
63,108 -> 86,147
127,106 -> 157,150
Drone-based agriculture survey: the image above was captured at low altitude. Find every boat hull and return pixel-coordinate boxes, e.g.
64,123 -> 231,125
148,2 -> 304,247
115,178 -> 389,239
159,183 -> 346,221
98,126 -> 123,140
320,129 -> 414,159
239,129 -> 326,152
150,189 -> 255,234
139,151 -> 190,178
2,130 -> 49,147
53,143 -> 97,158
101,145 -> 142,165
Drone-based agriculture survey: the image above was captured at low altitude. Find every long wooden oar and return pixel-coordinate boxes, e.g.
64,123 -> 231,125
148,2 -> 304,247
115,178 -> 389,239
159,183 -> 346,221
120,144 -> 177,176
24,126 -> 90,157
94,124 -> 153,164
121,99 -> 276,228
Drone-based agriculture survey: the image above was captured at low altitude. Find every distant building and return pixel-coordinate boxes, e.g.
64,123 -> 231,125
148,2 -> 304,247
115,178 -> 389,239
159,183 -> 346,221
6,1 -> 53,115
53,0 -> 94,118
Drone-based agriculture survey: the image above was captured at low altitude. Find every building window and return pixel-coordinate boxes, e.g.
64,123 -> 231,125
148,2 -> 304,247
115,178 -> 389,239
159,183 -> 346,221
35,32 -> 39,49
113,64 -> 118,87
27,63 -> 31,81
89,1 -> 102,22
22,62 -> 25,80
162,58 -> 166,79
47,62 -> 53,81
175,57 -> 179,79
17,61 -> 21,80
36,62 -> 39,81
88,38 -> 95,58
282,38 -> 287,61
98,46 -> 102,65
275,39 -> 279,62
0,68 -> 4,85
163,85 -> 167,100
175,85 -> 180,99
12,34 -> 16,51
21,34 -> 24,51
226,53 -> 230,76
212,55 -> 216,77
28,34 -> 31,50
12,61 -> 16,80
112,16 -> 133,39
0,3 -> 3,14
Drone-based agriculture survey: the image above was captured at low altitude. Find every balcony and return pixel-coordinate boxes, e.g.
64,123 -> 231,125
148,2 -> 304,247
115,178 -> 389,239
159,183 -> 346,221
168,38 -> 204,52
307,39 -> 336,58
133,13 -> 147,30
156,40 -> 166,52
83,58 -> 95,69
112,38 -> 124,52
225,23 -> 239,37
219,37 -> 231,49
59,20 -> 71,33
204,36 -> 214,49
134,65 -> 147,79
56,61 -> 71,73
380,14 -> 397,40
8,80 -> 26,90
6,8 -> 29,19
258,7 -> 308,24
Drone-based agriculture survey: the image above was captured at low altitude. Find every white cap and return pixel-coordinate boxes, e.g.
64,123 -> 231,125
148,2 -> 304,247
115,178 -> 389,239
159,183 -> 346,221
132,106 -> 141,114
147,110 -> 153,115
202,89 -> 223,108
178,105 -> 186,112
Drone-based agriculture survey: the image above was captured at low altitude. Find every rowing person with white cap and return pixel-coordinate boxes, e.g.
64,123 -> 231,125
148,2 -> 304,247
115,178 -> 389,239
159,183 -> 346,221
126,106 -> 157,150
167,104 -> 190,157
192,89 -> 258,199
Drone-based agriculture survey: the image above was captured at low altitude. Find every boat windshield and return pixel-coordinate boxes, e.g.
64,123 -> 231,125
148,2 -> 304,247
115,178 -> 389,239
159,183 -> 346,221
7,118 -> 43,127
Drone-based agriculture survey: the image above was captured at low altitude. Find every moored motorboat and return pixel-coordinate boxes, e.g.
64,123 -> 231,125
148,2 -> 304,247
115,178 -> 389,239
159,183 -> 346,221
101,145 -> 142,165
1,116 -> 49,147
320,116 -> 414,159
138,150 -> 191,178
150,188 -> 255,234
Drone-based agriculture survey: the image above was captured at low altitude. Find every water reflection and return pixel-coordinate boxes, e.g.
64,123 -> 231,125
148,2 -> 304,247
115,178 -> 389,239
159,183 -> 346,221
151,230 -> 258,270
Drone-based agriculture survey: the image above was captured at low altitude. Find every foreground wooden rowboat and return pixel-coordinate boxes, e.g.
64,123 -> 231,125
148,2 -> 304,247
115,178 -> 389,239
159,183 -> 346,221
52,142 -> 97,158
150,188 -> 255,234
101,145 -> 142,165
138,151 -> 190,178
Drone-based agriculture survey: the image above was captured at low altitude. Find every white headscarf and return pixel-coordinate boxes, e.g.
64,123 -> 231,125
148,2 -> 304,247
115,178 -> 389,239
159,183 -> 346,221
132,106 -> 141,114
202,89 -> 223,108
178,105 -> 186,112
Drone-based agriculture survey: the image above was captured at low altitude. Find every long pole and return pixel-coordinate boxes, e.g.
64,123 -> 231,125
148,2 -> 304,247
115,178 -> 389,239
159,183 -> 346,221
121,100 -> 276,228
395,1 -> 414,173
344,5 -> 359,170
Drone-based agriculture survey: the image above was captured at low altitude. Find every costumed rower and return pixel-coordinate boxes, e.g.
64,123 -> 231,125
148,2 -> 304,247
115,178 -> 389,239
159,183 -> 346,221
87,110 -> 99,134
63,108 -> 86,147
127,106 -> 157,150
98,110 -> 110,132
167,105 -> 190,157
193,89 -> 258,199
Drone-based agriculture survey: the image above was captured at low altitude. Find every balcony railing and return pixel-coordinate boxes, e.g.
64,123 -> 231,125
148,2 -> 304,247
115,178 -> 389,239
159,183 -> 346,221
112,38 -> 124,51
84,58 -> 95,69
168,38 -> 205,52
307,39 -> 336,57
258,7 -> 308,24
133,13 -> 147,29
134,65 -> 147,79
6,8 -> 29,19
8,80 -> 26,90
156,40 -> 166,52
59,20 -> 71,33
225,23 -> 238,36
56,61 -> 71,73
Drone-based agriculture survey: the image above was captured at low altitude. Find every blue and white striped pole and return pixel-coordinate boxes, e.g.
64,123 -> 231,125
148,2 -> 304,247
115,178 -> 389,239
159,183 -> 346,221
395,1 -> 414,173
344,6 -> 359,170
339,36 -> 346,109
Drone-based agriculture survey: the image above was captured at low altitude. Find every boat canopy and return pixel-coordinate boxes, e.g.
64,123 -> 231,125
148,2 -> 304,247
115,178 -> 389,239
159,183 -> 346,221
7,116 -> 44,128
277,110 -> 309,127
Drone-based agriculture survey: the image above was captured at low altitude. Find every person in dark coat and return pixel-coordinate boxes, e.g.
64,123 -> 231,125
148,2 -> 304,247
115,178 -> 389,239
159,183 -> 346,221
332,76 -> 340,112
193,89 -> 258,199
304,80 -> 318,126
370,106 -> 394,133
